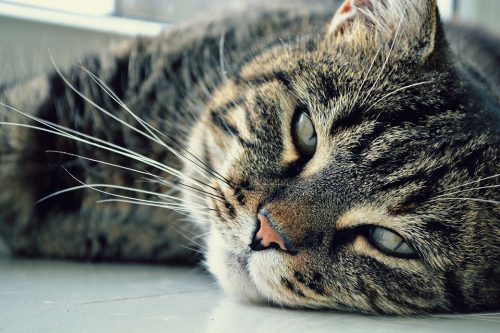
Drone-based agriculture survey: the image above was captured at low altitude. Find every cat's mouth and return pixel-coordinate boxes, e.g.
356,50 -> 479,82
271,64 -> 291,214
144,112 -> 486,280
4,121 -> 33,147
225,248 -> 289,304
205,207 -> 318,307
209,230 -> 310,307
205,227 -> 264,302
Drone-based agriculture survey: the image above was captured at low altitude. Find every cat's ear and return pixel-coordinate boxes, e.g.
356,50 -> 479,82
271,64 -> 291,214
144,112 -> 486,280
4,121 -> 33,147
326,0 -> 445,61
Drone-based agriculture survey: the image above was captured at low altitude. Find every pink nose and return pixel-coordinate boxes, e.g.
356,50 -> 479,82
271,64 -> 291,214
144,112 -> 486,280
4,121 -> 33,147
252,212 -> 288,251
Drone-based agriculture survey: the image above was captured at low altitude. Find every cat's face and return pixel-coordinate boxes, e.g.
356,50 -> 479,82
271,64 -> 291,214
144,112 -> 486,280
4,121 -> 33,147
184,0 -> 500,314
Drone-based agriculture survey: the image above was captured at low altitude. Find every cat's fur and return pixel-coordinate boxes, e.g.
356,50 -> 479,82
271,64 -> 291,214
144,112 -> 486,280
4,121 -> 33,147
0,0 -> 499,315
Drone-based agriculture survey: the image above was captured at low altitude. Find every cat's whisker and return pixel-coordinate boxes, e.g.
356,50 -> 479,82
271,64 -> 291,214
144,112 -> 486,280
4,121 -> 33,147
434,184 -> 500,199
97,198 -> 209,217
179,244 -> 206,255
0,118 -> 205,191
178,215 -> 212,226
174,227 -> 209,251
174,232 -> 210,252
36,183 -> 208,211
45,150 -> 158,178
81,66 -> 232,188
437,174 -> 500,194
0,108 -> 159,175
191,231 -> 211,242
51,60 -> 170,151
350,44 -> 383,111
430,197 -> 500,205
359,1 -> 408,107
56,61 -> 220,191
45,150 -> 224,205
365,80 -> 434,113
59,167 -> 214,214
44,185 -> 209,216
87,188 -> 211,216
0,102 -> 217,193
140,172 -> 226,203
0,103 -> 223,208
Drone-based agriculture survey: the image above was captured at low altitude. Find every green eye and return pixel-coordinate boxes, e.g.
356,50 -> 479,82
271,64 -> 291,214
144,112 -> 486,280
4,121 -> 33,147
292,111 -> 317,157
368,227 -> 417,258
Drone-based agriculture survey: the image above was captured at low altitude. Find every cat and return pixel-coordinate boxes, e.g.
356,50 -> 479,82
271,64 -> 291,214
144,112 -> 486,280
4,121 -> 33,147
0,0 -> 499,315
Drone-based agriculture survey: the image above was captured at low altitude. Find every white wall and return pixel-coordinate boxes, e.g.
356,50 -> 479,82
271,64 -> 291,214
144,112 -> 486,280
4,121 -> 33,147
0,15 -> 129,86
456,0 -> 500,34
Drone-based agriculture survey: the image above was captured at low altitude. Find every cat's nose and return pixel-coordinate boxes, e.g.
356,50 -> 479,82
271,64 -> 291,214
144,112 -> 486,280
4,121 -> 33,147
250,211 -> 290,252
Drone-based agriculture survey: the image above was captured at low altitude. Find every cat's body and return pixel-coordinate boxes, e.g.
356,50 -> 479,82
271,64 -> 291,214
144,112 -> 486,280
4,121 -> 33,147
0,0 -> 499,315
0,6 -> 333,262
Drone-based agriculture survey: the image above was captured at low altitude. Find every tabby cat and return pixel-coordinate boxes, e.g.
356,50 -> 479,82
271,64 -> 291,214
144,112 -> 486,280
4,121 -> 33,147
0,0 -> 499,315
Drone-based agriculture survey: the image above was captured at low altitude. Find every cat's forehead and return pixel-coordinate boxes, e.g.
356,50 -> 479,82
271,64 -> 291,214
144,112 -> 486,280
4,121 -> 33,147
238,44 -> 431,128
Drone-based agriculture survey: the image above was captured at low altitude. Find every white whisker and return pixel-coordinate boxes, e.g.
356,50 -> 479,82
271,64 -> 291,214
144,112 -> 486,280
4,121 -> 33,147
174,227 -> 209,251
0,102 -> 217,192
359,1 -> 408,107
54,59 -> 222,190
60,168 -> 214,214
366,80 -> 434,113
179,244 -> 206,255
97,199 -> 210,217
46,150 -> 156,178
80,66 -> 232,187
430,197 -> 499,205
434,185 -> 500,199
36,183 -> 208,211
350,44 -> 383,111
140,171 -> 226,203
438,174 -> 500,194
45,149 -> 223,204
191,231 -> 211,242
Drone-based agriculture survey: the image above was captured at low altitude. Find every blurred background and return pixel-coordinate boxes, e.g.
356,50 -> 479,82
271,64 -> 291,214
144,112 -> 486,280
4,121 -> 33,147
0,0 -> 499,87
0,0 -> 499,253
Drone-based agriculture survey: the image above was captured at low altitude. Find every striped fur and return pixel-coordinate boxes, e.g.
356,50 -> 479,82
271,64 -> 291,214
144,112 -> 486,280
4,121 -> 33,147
0,1 -> 499,314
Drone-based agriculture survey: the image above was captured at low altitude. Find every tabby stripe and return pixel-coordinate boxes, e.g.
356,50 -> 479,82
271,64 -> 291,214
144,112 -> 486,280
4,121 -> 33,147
245,108 -> 257,134
244,71 -> 293,90
281,277 -> 305,297
107,56 -> 130,101
359,260 -> 434,313
444,271 -> 468,312
330,92 -> 457,139
378,168 -> 446,214
294,271 -> 325,295
233,187 -> 246,206
422,219 -> 459,237
215,187 -> 236,219
211,111 -> 240,136
348,124 -> 389,159
210,98 -> 244,116
381,145 -> 487,210
210,110 -> 257,149
317,72 -> 339,105
383,292 -> 432,313
202,139 -> 214,171
357,278 -> 385,313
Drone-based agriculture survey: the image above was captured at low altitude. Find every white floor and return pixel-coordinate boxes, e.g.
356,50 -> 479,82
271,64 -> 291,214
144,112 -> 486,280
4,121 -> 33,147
1,256 -> 499,333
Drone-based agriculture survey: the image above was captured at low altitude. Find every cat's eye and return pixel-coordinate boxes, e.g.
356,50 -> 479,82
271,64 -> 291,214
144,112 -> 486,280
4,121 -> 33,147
368,227 -> 417,258
292,111 -> 317,157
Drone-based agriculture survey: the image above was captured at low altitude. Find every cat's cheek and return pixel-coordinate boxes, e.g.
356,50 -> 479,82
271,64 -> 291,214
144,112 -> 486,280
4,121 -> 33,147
247,253 -> 305,307
205,230 -> 263,303
247,253 -> 288,301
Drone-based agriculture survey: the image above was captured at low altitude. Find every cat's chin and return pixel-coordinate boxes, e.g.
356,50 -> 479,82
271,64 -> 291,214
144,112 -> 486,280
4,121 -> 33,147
205,230 -> 264,303
205,228 -> 310,308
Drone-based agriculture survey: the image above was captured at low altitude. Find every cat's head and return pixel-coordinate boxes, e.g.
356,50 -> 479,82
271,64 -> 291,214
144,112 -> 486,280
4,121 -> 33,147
184,0 -> 500,314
